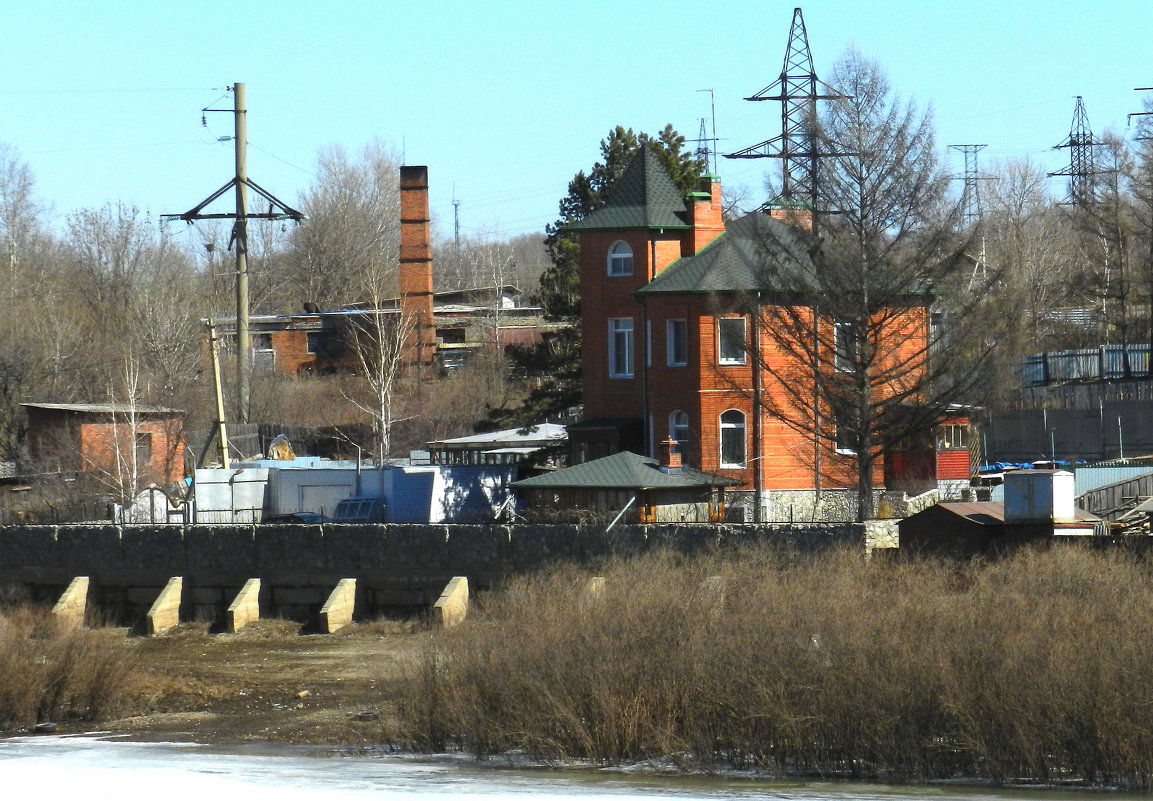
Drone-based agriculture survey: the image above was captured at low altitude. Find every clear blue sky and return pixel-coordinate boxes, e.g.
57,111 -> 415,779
4,0 -> 1152,243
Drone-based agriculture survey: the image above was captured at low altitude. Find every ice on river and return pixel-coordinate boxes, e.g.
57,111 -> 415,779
0,734 -> 1107,801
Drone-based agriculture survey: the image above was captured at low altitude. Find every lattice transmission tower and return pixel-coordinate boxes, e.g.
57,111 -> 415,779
1049,96 -> 1101,208
693,88 -> 719,175
724,7 -> 844,216
949,144 -> 989,289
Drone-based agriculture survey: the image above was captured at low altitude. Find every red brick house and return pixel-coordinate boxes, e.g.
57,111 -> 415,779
567,149 -> 950,521
23,402 -> 185,488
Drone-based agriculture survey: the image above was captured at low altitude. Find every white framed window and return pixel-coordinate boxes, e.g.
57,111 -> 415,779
667,319 -> 688,366
717,317 -> 746,365
608,241 -> 634,276
719,409 -> 746,467
669,410 -> 690,449
609,317 -> 634,378
937,423 -> 969,450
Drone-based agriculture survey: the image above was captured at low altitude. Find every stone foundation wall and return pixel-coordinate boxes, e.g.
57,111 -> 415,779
0,522 -> 864,624
0,521 -> 864,589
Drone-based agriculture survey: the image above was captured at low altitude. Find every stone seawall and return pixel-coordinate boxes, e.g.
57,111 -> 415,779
0,522 -> 863,622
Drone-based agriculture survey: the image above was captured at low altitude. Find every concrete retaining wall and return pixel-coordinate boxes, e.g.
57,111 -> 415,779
432,576 -> 468,627
0,522 -> 863,623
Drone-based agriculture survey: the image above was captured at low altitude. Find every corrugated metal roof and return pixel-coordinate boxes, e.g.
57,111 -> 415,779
512,450 -> 738,490
938,501 -> 1006,525
22,402 -> 182,415
432,423 -> 567,448
567,149 -> 691,232
1073,466 -> 1153,494
935,500 -> 1100,525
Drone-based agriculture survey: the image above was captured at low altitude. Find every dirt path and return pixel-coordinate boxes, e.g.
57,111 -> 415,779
102,620 -> 428,747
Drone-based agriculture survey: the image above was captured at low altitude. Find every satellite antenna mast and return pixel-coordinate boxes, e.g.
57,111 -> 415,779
163,83 -> 304,425
452,187 -> 461,255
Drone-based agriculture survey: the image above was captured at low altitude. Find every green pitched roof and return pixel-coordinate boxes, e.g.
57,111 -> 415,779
567,149 -> 691,232
634,211 -> 817,296
511,450 -> 737,491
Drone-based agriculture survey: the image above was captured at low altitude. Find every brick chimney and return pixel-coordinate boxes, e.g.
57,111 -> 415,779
768,206 -> 814,232
399,166 -> 437,367
685,174 -> 725,256
659,436 -> 683,474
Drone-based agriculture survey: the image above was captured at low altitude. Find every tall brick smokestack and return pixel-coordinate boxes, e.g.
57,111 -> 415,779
399,166 -> 437,367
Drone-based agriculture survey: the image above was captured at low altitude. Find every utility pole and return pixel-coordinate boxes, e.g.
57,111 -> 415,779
164,83 -> 303,425
233,83 -> 251,423
453,195 -> 461,254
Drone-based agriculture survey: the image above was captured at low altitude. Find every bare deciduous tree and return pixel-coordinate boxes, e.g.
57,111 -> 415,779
744,50 -> 1003,521
286,140 -> 401,311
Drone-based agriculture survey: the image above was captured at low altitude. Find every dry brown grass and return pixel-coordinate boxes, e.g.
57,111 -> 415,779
0,606 -> 140,730
393,545 -> 1153,786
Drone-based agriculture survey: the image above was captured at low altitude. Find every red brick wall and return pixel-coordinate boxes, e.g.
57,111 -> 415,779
577,177 -> 930,497
271,329 -> 313,375
580,229 -> 686,421
26,408 -> 185,487
79,417 -> 184,487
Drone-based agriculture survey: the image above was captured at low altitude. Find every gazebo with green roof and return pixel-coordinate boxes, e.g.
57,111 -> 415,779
511,448 -> 738,523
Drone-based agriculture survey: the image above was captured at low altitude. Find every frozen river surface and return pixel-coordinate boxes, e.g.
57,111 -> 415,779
0,735 -> 1112,801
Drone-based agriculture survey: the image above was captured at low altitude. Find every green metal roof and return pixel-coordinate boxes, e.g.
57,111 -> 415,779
634,211 -> 817,296
511,450 -> 738,491
567,149 -> 691,232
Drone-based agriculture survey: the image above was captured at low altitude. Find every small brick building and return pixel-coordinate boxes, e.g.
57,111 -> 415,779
567,149 -> 955,521
23,402 -> 185,487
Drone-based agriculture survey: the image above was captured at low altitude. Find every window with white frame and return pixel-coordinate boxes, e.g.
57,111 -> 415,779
608,241 -> 634,276
717,317 -> 746,365
937,423 -> 969,450
669,410 -> 690,449
667,319 -> 688,366
719,409 -> 746,466
609,317 -> 634,378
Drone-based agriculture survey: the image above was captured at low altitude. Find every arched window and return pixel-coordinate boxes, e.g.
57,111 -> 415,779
719,409 -> 746,467
608,241 -> 633,276
669,410 -> 690,449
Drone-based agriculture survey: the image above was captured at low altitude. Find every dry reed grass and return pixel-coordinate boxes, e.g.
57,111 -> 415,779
0,606 -> 139,730
394,545 -> 1153,786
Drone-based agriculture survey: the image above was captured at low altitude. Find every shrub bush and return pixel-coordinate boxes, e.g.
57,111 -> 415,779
393,545 -> 1153,786
0,606 -> 139,730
